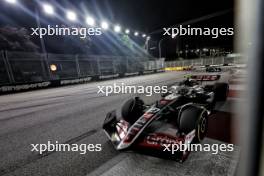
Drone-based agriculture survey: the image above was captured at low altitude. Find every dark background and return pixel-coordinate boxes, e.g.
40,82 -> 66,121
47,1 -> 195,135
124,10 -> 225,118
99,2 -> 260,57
0,0 -> 234,58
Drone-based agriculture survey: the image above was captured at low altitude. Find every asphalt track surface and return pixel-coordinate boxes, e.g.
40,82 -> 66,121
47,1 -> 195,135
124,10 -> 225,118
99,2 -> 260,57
0,71 -> 239,176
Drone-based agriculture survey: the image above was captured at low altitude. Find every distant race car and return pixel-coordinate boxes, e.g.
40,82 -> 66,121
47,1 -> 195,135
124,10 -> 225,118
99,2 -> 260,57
103,75 -> 229,162
206,66 -> 222,72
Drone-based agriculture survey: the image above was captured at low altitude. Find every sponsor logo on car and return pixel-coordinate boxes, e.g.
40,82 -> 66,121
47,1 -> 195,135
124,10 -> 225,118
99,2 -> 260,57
146,133 -> 183,145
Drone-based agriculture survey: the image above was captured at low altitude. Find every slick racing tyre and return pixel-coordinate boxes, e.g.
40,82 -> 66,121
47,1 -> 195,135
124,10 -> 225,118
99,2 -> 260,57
214,83 -> 229,101
178,106 -> 208,143
121,97 -> 145,124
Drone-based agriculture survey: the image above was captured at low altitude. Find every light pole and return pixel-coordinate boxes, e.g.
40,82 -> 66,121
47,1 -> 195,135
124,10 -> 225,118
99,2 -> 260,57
144,36 -> 151,55
35,8 -> 47,54
185,44 -> 189,59
158,37 -> 166,58
36,3 -> 55,78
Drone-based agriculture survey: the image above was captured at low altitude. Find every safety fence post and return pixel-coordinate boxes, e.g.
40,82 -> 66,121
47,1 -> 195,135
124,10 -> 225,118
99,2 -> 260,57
2,50 -> 15,84
75,54 -> 81,78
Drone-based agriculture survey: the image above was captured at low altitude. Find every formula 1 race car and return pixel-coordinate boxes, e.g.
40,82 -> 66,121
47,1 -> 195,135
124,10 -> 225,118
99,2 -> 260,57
103,75 -> 229,162
206,66 -> 222,72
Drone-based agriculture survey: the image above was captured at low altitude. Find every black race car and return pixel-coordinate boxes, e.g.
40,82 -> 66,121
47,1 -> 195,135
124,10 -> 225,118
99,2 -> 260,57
103,75 -> 229,162
206,66 -> 222,72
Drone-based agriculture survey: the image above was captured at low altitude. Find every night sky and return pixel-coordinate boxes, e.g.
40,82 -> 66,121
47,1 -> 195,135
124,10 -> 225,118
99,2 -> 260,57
0,0 -> 234,57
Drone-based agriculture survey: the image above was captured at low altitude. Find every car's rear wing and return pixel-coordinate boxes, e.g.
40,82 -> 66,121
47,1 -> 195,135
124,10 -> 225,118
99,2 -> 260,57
190,75 -> 221,81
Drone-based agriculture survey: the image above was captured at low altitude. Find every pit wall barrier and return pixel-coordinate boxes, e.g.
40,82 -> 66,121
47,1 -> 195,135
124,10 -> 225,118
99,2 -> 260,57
0,51 -> 165,93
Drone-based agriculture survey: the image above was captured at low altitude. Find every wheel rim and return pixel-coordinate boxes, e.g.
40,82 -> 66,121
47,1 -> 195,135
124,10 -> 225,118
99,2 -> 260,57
200,117 -> 206,133
197,112 -> 207,142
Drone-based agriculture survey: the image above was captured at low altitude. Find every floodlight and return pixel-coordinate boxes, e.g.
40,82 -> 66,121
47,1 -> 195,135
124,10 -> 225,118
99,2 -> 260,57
86,16 -> 95,26
66,10 -> 77,21
43,3 -> 54,15
101,21 -> 109,30
114,25 -> 121,33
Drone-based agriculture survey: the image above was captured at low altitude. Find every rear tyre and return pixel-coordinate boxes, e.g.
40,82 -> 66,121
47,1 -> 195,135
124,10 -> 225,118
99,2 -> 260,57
178,106 -> 208,143
121,97 -> 145,124
214,83 -> 229,101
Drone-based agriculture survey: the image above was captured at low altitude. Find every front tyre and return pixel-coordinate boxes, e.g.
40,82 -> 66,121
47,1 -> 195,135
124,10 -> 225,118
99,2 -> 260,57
195,111 -> 208,142
121,97 -> 145,124
178,106 -> 208,143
